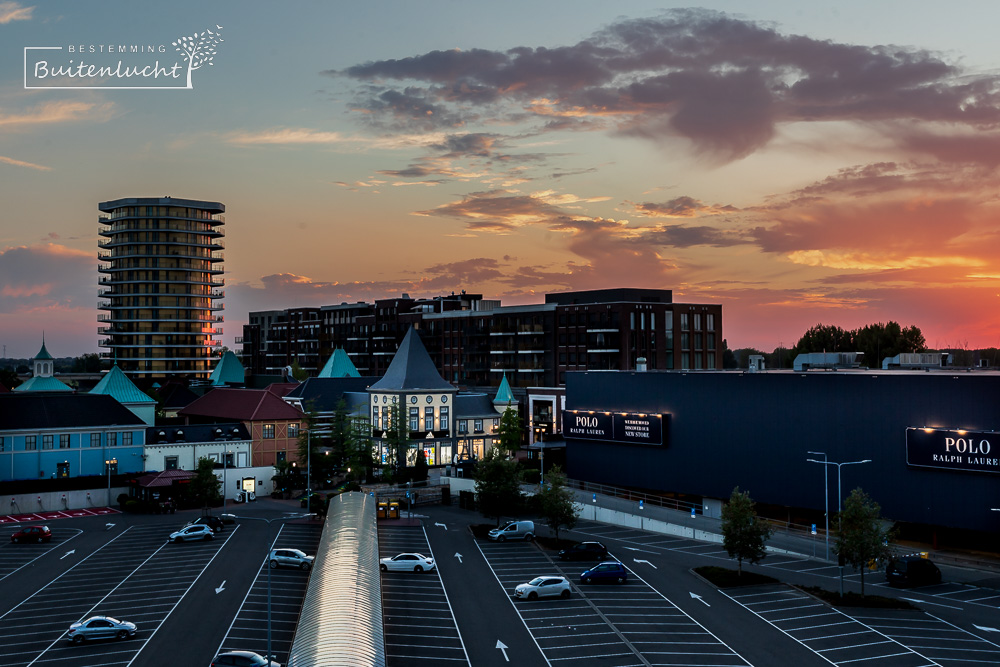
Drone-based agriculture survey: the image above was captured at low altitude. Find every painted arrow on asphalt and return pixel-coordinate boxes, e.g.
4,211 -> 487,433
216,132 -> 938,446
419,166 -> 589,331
454,552 -> 463,564
974,624 -> 1000,633
901,597 -> 962,609
435,522 -> 447,529
633,558 -> 657,569
690,592 -> 710,606
60,550 -> 75,560
215,580 -> 226,594
496,640 -> 509,662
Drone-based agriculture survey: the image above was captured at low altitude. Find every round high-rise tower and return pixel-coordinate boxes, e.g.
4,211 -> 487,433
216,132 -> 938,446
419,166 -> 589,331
98,196 -> 225,379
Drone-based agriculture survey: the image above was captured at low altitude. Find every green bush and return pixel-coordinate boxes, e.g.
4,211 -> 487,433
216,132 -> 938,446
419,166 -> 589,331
124,500 -> 141,513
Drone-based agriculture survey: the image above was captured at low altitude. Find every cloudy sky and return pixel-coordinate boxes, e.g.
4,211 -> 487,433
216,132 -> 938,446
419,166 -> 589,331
2,1 -> 999,358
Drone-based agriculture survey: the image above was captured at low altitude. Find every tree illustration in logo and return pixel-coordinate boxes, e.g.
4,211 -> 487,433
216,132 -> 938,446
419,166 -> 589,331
172,25 -> 223,89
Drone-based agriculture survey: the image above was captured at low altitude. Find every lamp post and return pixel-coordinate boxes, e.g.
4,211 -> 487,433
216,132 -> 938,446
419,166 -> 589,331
304,428 -> 331,514
105,458 -> 117,506
805,457 -> 872,596
222,450 -> 232,510
806,451 -> 829,561
223,512 -> 313,666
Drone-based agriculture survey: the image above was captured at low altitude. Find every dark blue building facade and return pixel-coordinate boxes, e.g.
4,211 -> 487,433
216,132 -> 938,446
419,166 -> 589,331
564,370 -> 1000,535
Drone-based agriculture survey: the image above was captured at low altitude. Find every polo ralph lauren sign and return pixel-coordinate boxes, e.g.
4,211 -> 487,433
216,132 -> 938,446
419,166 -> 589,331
563,410 -> 666,446
906,427 -> 1000,474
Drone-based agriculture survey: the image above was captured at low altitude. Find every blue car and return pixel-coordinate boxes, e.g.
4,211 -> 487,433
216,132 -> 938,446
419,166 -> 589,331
580,561 -> 628,584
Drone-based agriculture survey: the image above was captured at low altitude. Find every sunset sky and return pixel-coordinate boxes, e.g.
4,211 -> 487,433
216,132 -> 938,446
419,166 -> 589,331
2,1 -> 1000,358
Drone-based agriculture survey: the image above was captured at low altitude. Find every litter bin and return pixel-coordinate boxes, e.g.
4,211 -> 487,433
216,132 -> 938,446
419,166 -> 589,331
388,501 -> 400,519
377,502 -> 388,519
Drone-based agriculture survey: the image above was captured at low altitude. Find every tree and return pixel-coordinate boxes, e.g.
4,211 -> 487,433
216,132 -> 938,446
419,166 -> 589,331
413,449 -> 429,482
721,339 -> 738,369
172,25 -> 224,88
289,360 -> 309,382
853,322 -> 925,368
720,487 -> 773,576
537,465 -> 578,540
474,448 -> 523,527
835,488 -> 895,597
271,459 -> 295,498
381,401 -> 411,480
72,353 -> 102,373
187,456 -> 221,508
494,406 -> 522,457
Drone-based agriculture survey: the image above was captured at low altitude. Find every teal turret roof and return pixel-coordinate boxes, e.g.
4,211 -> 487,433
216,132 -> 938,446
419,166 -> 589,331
90,365 -> 155,404
369,326 -> 453,392
209,351 -> 246,386
13,375 -> 71,392
34,340 -> 53,360
318,348 -> 361,378
493,373 -> 515,406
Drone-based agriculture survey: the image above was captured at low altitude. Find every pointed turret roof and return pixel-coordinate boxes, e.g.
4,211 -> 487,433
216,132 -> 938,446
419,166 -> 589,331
368,326 -> 453,391
318,348 -> 361,378
34,339 -> 53,360
493,373 -> 515,406
209,350 -> 245,386
13,376 -> 71,392
90,365 -> 155,404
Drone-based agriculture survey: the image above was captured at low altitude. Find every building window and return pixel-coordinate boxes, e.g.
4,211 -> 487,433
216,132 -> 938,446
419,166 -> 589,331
122,432 -> 132,447
706,313 -> 715,331
262,424 -> 275,439
439,407 -> 449,431
373,407 -> 380,430
0,437 -> 4,452
458,420 -> 468,434
165,456 -> 178,470
694,313 -> 702,331
57,462 -> 70,478
680,313 -> 689,330
91,433 -> 101,448
682,352 -> 690,370
43,435 -> 53,450
492,418 -> 499,431
108,432 -> 117,447
382,406 -> 390,429
707,332 -> 715,350
681,332 -> 690,350
60,434 -> 70,449
424,407 -> 434,432
288,423 -> 299,438
474,419 -> 484,433
25,436 -> 36,451
423,446 -> 436,466
409,407 -> 419,431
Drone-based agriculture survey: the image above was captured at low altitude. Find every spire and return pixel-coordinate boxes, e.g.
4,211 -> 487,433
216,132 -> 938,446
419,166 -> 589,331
493,372 -> 515,407
317,347 -> 361,378
369,326 -> 452,391
209,350 -> 246,386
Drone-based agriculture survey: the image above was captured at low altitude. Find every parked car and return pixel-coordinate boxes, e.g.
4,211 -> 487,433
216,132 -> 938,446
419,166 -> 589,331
488,520 -> 535,542
580,561 -> 629,584
558,541 -> 608,561
211,650 -> 281,666
379,553 -> 436,572
11,525 -> 51,543
185,516 -> 225,533
269,548 -> 314,570
514,576 -> 572,600
168,524 -> 215,543
886,555 -> 942,587
66,616 -> 137,643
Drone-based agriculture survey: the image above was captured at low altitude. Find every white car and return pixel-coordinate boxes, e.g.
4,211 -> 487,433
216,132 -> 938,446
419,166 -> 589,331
168,524 -> 215,543
514,576 -> 572,600
379,553 -> 436,572
269,548 -> 314,570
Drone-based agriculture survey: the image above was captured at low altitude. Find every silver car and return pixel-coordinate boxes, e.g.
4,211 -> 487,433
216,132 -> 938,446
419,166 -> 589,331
268,548 -> 314,570
514,576 -> 572,600
169,524 -> 215,543
66,616 -> 137,643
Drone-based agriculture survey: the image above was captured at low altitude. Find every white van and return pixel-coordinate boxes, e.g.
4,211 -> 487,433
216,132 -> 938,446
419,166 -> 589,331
488,520 -> 535,542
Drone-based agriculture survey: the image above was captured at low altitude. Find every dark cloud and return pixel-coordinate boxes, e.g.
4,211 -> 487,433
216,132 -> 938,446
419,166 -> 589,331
333,9 -> 1000,160
642,225 -> 747,248
632,195 -> 737,218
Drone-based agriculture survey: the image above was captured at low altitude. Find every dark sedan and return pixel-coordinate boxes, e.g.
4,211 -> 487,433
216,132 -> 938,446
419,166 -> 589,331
886,555 -> 941,587
580,561 -> 629,584
557,541 -> 608,561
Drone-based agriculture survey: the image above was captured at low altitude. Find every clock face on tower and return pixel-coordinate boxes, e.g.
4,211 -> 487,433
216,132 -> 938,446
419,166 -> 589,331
410,396 -> 417,404
441,395 -> 447,403
426,395 -> 433,404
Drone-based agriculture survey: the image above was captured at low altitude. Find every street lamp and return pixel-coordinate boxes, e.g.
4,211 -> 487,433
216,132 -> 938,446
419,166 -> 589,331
805,457 -> 872,596
223,512 -> 314,666
305,428 -> 332,514
806,451 -> 829,561
105,458 -> 117,506
222,450 -> 232,510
